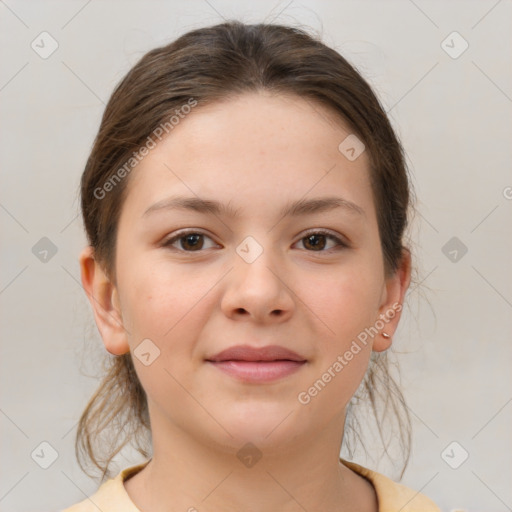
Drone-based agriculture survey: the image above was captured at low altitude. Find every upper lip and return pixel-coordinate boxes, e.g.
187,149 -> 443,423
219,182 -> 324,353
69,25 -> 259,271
206,345 -> 306,362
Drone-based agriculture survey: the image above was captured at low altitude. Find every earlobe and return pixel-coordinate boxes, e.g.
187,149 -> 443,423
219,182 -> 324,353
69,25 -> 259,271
372,248 -> 412,353
79,246 -> 130,356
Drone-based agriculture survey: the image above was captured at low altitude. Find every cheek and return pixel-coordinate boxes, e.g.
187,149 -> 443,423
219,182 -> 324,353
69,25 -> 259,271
311,265 -> 383,344
119,258 -> 215,353
301,273 -> 378,413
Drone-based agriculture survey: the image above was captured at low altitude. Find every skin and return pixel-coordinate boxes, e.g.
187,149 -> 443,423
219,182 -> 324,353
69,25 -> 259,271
80,91 -> 411,512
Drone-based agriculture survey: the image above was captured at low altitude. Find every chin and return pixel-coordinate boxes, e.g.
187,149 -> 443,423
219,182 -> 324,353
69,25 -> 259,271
216,402 -> 304,445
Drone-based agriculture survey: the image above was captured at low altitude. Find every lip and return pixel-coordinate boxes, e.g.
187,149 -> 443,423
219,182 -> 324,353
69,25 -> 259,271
205,344 -> 307,383
206,344 -> 306,363
207,360 -> 305,382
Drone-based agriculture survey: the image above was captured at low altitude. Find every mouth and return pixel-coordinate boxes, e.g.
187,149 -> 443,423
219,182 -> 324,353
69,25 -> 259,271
205,344 -> 307,383
206,344 -> 306,363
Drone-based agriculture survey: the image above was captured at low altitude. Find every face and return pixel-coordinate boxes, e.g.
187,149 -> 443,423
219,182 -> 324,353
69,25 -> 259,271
81,91 -> 410,456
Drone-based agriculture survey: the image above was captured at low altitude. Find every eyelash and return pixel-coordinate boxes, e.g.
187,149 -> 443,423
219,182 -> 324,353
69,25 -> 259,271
162,229 -> 349,253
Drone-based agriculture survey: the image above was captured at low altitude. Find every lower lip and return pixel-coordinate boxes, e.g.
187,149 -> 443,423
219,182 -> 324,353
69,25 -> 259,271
207,360 -> 306,382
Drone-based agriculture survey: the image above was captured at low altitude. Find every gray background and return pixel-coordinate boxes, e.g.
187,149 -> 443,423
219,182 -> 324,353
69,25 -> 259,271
1,1 -> 511,511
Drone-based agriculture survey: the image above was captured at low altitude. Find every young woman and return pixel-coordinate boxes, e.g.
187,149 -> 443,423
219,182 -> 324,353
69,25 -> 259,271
63,20 -> 440,511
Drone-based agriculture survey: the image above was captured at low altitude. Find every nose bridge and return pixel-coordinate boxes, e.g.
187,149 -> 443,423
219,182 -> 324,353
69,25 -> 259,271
222,233 -> 293,320
233,233 -> 282,290
235,234 -> 269,266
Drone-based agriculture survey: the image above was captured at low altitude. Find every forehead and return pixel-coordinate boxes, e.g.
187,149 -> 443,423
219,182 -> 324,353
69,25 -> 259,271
121,91 -> 375,221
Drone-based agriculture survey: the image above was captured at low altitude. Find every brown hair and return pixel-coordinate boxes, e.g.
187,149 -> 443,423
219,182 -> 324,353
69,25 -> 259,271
77,20 -> 414,482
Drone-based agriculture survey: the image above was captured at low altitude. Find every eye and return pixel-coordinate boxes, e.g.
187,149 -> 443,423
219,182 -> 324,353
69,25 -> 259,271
162,229 -> 348,253
162,230 -> 218,252
295,230 -> 348,252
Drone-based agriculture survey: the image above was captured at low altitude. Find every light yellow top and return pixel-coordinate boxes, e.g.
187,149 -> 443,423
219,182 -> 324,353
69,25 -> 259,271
62,458 -> 440,512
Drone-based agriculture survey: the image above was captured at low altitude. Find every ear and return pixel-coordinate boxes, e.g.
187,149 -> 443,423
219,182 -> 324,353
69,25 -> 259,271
79,246 -> 130,356
372,248 -> 412,352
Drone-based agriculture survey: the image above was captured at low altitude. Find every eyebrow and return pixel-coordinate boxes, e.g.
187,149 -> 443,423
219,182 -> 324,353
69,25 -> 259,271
142,195 -> 365,219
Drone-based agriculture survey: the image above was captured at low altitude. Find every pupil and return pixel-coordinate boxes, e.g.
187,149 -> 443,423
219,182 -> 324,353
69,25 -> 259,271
179,234 -> 327,251
183,234 -> 202,250
306,234 -> 325,250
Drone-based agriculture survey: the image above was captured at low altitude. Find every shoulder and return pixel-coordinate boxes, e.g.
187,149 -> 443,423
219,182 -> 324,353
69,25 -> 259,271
61,458 -> 438,512
340,458 -> 440,512
60,460 -> 151,512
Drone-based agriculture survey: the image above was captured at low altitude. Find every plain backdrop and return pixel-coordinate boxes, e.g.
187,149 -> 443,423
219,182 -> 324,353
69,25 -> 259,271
1,1 -> 511,511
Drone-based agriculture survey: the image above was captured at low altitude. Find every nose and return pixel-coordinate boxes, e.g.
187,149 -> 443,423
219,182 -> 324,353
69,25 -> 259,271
220,245 -> 295,324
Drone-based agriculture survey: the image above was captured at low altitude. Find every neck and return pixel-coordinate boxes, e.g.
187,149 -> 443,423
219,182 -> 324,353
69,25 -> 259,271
124,406 -> 377,512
